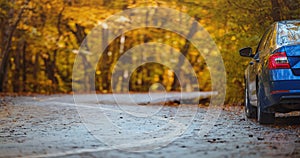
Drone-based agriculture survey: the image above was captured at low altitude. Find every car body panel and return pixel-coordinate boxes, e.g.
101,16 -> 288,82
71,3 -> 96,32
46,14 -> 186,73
243,20 -> 300,113
269,69 -> 300,81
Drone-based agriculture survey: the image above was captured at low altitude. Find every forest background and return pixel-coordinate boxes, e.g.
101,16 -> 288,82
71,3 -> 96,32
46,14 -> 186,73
0,0 -> 299,104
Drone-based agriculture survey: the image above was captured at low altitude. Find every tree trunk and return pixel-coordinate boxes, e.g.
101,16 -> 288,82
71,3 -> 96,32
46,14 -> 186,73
99,26 -> 110,92
33,52 -> 40,92
271,0 -> 282,21
42,51 -> 59,93
0,0 -> 30,92
66,22 -> 94,92
13,40 -> 22,92
22,41 -> 27,92
171,19 -> 199,91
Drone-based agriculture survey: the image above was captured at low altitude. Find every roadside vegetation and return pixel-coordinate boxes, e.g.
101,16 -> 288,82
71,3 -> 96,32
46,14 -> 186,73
0,0 -> 299,103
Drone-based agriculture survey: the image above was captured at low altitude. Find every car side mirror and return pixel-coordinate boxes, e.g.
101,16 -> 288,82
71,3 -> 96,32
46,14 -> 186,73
239,47 -> 253,58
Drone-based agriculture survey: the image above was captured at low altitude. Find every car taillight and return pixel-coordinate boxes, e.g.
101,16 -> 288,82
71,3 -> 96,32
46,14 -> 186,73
268,52 -> 290,69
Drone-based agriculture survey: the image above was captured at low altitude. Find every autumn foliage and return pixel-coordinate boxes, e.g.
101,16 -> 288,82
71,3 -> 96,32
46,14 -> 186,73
0,0 -> 299,103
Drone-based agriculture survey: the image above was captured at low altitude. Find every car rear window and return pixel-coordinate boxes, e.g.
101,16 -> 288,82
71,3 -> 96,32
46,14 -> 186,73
278,22 -> 300,46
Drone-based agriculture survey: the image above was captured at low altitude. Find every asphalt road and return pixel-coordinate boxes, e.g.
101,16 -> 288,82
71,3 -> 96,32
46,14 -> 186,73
0,92 -> 299,158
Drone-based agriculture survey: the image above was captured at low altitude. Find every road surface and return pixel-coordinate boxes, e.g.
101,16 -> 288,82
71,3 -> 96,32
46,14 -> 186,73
0,92 -> 299,158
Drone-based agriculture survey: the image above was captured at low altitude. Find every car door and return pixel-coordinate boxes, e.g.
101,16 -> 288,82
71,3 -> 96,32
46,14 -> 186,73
248,28 -> 273,105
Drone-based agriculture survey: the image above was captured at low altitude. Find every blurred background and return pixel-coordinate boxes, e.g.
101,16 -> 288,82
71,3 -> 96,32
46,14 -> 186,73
0,0 -> 299,104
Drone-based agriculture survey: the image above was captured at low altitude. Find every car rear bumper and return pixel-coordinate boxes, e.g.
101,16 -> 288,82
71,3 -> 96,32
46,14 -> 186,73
261,80 -> 300,112
279,95 -> 300,111
265,92 -> 300,113
262,70 -> 300,112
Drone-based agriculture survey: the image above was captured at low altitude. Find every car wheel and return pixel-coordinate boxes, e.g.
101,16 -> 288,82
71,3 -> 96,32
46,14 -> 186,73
244,85 -> 257,118
257,97 -> 275,124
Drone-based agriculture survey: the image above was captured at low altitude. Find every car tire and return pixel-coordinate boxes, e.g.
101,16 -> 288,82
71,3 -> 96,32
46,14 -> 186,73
244,84 -> 257,118
257,96 -> 275,124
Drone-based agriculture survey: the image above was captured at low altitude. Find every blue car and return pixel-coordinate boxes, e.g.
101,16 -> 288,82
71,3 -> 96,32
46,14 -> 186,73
240,20 -> 300,124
